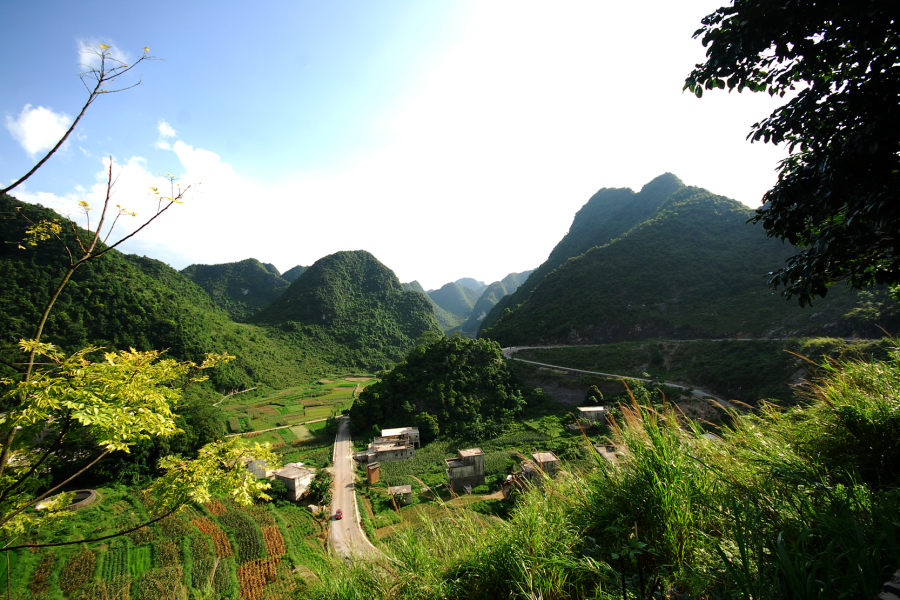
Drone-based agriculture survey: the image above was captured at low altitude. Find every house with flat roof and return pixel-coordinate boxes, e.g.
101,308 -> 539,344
388,484 -> 413,506
531,451 -> 560,476
358,435 -> 415,463
445,448 -> 485,491
577,406 -> 610,424
273,463 -> 314,501
381,427 -> 420,448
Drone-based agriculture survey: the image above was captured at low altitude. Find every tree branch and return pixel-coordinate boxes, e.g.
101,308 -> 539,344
0,449 -> 109,530
3,505 -> 180,551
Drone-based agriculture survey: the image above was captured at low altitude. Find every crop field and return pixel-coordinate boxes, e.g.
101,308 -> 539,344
5,485 -> 327,599
221,377 -> 372,439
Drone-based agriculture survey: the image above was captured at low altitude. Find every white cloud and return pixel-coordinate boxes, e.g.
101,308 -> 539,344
155,141 -> 170,150
158,120 -> 177,138
5,105 -> 72,157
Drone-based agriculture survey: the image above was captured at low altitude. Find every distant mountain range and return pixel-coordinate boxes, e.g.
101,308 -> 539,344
480,175 -> 899,344
401,272 -> 534,334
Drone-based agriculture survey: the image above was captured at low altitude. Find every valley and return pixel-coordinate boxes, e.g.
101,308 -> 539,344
1,169 -> 898,599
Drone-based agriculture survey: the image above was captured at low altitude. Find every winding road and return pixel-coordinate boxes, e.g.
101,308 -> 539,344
503,345 -> 741,410
330,417 -> 377,557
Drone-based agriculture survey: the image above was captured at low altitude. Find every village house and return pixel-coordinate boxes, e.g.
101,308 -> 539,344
388,484 -> 413,506
381,426 -> 421,448
366,462 -> 380,483
594,443 -> 626,466
355,433 -> 415,463
577,406 -> 610,424
445,448 -> 485,492
530,451 -> 561,476
273,463 -> 315,501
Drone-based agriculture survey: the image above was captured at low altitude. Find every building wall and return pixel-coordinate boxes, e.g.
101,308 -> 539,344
374,448 -> 414,462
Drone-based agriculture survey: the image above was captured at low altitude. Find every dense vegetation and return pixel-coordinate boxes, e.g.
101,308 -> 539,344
479,173 -> 684,331
0,194 -> 328,391
309,343 -> 900,599
252,250 -> 441,371
349,336 -> 526,438
482,185 -> 900,345
181,258 -> 297,321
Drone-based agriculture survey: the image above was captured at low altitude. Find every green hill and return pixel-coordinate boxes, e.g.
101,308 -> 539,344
482,185 -> 900,345
402,280 -> 463,332
460,270 -> 534,334
251,250 -> 441,370
181,258 -> 291,321
0,194 -> 327,392
480,173 -> 684,331
349,336 -> 525,437
281,264 -> 308,282
427,282 -> 480,318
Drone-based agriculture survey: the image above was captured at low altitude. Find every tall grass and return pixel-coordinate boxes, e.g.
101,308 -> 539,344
299,343 -> 900,599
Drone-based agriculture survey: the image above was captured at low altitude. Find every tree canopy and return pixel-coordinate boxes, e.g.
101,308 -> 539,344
349,336 -> 525,439
685,0 -> 900,306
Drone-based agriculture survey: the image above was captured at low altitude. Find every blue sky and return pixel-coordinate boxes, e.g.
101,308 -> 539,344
2,0 -> 790,289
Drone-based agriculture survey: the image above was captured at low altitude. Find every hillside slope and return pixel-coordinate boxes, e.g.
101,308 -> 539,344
252,250 -> 441,369
181,258 -> 291,321
403,280 -> 463,332
427,282 -> 480,318
281,264 -> 308,282
460,270 -> 534,334
0,194 -> 327,390
480,173 -> 684,331
482,187 -> 900,345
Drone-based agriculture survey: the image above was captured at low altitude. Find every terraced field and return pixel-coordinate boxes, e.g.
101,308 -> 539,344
221,378 -> 371,446
3,487 -> 327,599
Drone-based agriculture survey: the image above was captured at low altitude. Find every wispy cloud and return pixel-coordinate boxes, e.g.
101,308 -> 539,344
158,120 -> 177,138
4,104 -> 72,157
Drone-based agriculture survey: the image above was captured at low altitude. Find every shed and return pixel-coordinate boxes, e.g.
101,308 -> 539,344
388,484 -> 413,506
366,462 -> 380,484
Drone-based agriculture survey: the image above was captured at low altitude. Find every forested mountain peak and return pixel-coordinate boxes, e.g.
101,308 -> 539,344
479,173 -> 684,331
427,282 -> 481,318
281,265 -> 308,282
181,257 -> 291,321
481,185 -> 899,345
252,250 -> 440,368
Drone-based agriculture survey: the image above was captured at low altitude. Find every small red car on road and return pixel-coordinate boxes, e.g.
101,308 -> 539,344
335,509 -> 343,520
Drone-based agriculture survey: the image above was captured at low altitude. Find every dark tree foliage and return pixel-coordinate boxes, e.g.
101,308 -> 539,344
349,336 -> 525,438
685,0 -> 900,306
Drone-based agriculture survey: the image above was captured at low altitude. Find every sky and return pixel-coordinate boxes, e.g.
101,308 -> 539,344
1,0 -> 791,290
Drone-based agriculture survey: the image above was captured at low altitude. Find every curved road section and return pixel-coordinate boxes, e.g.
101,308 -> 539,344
503,346 -> 739,410
330,417 -> 376,557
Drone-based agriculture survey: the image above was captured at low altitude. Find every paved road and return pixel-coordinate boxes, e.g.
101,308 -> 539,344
503,346 -> 741,410
330,417 -> 376,557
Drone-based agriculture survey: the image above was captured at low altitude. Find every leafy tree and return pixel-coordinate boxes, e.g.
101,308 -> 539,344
414,412 -> 440,442
308,470 -> 333,504
349,336 -> 525,438
585,385 -> 604,405
0,45 -> 277,556
685,0 -> 900,305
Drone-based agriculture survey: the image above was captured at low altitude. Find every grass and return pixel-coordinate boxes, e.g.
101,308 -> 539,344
301,341 -> 900,599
